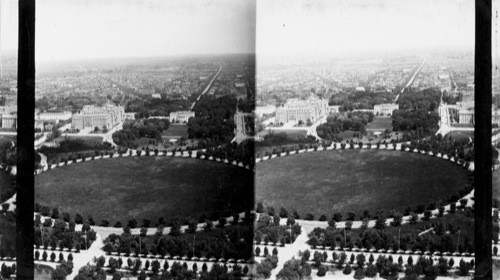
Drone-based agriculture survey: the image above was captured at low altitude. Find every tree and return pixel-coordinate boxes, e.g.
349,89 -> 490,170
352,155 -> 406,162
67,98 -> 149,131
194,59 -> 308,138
356,253 -> 366,268
264,247 -> 269,256
422,210 -> 432,221
300,250 -> 311,263
186,219 -> 197,234
204,219 -> 213,231
138,270 -> 147,280
127,219 -> 138,229
458,259 -> 471,276
75,213 -> 84,224
374,215 -> 386,230
345,220 -> 353,230
256,202 -> 264,213
279,207 -> 289,218
267,206 -> 275,216
51,208 -> 60,219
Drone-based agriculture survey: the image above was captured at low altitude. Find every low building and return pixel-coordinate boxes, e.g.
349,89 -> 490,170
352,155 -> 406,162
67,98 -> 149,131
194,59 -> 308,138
1,114 -> 16,129
37,111 -> 72,122
125,112 -> 136,120
458,109 -> 474,124
373,103 -> 399,116
169,110 -> 195,123
328,105 -> 341,114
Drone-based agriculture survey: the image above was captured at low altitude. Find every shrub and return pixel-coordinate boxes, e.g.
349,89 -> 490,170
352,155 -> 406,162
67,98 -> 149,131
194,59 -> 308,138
365,264 -> 377,277
353,268 -> 365,280
317,265 -> 327,277
343,263 -> 352,275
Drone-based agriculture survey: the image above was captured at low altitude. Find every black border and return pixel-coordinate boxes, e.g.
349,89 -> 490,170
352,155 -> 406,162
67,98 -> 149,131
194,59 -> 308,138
16,0 -> 35,279
12,0 -> 496,279
475,0 -> 493,279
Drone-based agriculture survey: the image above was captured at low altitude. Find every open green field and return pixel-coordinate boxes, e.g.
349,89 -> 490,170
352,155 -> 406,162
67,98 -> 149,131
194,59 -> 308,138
256,149 -> 469,218
0,170 -> 14,202
34,264 -> 54,280
35,157 -> 253,224
365,117 -> 393,131
0,215 -> 16,257
447,131 -> 473,141
55,135 -> 104,145
493,169 -> 500,201
0,135 -> 15,145
262,129 -> 307,140
162,124 -> 189,138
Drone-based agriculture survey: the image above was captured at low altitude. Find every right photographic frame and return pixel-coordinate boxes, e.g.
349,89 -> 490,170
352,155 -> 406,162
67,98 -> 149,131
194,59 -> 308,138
254,0 -> 489,279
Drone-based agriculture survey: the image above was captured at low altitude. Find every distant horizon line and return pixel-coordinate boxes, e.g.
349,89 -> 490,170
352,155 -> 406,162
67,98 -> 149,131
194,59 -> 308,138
35,52 -> 256,65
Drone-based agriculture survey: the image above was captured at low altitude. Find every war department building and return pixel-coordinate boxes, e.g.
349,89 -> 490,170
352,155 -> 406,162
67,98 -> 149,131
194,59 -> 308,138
71,104 -> 125,130
275,98 -> 328,124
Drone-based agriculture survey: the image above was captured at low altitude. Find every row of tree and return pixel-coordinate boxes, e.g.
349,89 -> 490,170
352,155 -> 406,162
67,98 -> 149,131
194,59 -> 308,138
102,224 -> 253,260
307,212 -> 474,254
112,118 -> 170,148
187,95 -> 238,145
316,111 -> 375,141
34,214 -> 97,251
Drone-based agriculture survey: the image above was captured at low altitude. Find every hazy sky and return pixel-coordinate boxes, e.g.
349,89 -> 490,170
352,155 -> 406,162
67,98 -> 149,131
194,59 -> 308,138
257,0 -> 475,58
2,0 -> 500,61
0,0 -> 18,56
2,0 -> 256,62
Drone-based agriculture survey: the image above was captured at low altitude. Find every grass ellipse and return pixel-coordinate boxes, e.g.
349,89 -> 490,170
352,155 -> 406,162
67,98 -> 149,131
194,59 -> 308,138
256,149 -> 469,218
35,156 -> 253,224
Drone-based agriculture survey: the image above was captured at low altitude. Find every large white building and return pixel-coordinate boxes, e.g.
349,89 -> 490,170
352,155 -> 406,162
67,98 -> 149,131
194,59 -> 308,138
373,103 -> 399,116
275,98 -> 328,124
169,110 -> 195,123
36,111 -> 72,122
71,104 -> 125,130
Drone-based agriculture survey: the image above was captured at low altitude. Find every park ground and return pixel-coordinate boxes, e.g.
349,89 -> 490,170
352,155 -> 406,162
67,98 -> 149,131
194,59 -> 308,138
256,149 -> 470,219
35,156 -> 253,224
